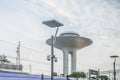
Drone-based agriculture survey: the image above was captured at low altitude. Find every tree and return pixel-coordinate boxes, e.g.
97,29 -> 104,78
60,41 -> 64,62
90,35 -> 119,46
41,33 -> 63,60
70,71 -> 86,78
99,75 -> 108,80
0,55 -> 10,63
80,72 -> 86,78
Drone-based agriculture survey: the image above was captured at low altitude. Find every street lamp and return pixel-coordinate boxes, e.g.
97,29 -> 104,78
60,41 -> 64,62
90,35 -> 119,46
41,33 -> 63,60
110,55 -> 119,80
42,19 -> 63,80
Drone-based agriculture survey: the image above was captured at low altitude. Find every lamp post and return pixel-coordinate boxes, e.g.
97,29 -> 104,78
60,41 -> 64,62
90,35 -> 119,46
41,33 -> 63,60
110,55 -> 119,80
42,19 -> 63,80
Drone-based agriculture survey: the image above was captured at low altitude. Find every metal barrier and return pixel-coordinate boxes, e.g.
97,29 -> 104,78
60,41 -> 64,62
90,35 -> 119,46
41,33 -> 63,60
0,71 -> 77,80
0,71 -> 91,80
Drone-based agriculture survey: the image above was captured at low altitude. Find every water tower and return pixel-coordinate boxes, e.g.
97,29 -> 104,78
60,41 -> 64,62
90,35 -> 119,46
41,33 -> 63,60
46,32 -> 93,76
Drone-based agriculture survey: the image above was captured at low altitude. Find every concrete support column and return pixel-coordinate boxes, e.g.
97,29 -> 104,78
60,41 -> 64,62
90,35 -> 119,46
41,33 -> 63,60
63,49 -> 69,77
71,51 -> 76,73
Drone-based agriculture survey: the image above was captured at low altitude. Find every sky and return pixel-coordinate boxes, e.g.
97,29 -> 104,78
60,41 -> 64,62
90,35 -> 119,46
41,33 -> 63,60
0,0 -> 120,75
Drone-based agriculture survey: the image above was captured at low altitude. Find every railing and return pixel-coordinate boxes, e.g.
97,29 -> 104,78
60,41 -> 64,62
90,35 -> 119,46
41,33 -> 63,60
0,71 -> 89,80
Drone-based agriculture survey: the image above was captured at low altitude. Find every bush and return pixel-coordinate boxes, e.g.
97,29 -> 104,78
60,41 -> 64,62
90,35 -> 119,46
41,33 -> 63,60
99,75 -> 108,80
70,71 -> 86,78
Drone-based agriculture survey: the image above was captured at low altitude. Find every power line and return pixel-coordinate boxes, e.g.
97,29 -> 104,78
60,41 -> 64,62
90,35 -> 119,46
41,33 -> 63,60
7,55 -> 62,72
7,56 -> 50,66
0,40 -> 49,56
0,40 -> 64,67
0,40 -> 63,60
7,55 -> 62,67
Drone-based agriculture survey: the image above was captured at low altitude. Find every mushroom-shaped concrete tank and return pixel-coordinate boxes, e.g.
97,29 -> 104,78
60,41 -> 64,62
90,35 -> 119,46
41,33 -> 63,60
46,32 -> 93,77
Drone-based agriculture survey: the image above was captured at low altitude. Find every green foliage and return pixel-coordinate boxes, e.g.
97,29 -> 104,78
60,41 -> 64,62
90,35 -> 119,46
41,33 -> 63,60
0,55 -> 10,63
70,71 -> 86,78
99,75 -> 108,80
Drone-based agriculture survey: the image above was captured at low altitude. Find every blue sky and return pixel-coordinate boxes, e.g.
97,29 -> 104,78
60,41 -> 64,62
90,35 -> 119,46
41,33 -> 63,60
0,0 -> 120,75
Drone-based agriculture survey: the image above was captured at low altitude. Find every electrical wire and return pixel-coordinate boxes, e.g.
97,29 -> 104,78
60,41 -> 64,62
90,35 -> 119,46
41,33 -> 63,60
7,55 -> 50,65
0,40 -> 49,56
0,40 -> 63,60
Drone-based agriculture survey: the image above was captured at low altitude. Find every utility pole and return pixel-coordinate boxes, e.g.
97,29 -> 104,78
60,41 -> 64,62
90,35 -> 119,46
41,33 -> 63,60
16,42 -> 21,65
113,59 -> 116,80
51,35 -> 54,80
110,55 -> 119,80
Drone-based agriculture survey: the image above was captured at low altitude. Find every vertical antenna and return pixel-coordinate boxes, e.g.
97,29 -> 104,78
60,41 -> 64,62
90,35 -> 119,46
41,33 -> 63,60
16,41 -> 21,65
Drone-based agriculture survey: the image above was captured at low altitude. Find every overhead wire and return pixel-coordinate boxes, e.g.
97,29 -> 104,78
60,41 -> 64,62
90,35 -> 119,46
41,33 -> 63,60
7,55 -> 50,65
0,40 -> 49,56
0,40 -> 63,68
0,40 -> 63,60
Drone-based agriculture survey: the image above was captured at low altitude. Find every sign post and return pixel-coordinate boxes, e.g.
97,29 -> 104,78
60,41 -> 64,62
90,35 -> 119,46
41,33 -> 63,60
89,69 -> 99,80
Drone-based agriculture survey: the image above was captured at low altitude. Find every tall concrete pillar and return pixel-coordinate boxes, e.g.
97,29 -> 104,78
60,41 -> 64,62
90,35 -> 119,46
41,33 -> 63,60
71,50 -> 77,73
63,49 -> 69,77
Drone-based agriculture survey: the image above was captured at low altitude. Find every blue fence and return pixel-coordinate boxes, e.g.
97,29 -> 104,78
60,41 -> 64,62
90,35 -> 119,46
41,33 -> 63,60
0,71 -> 76,80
